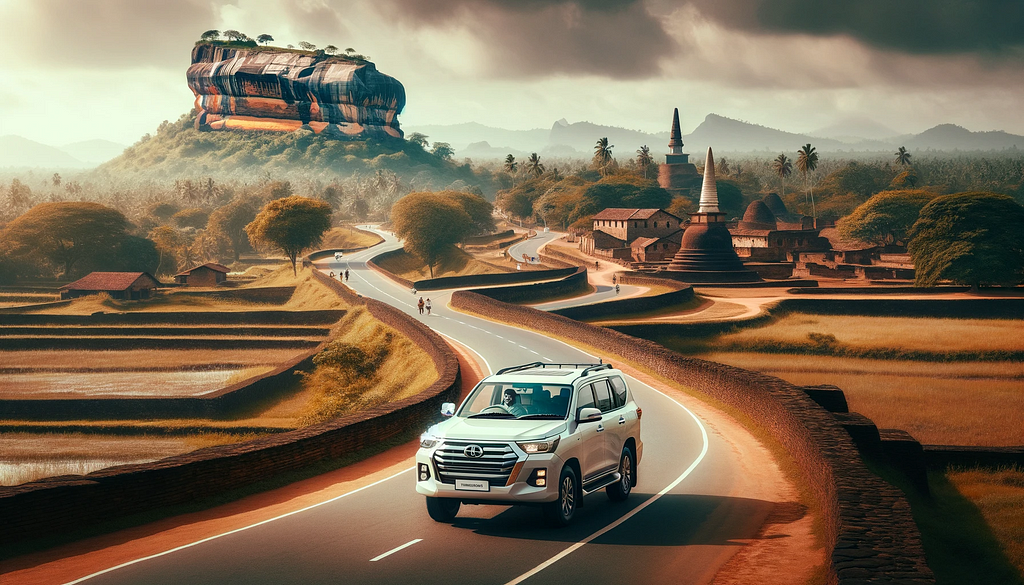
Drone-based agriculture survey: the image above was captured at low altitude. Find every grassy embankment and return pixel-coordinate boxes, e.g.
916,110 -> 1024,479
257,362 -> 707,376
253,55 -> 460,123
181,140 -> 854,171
376,246 -> 509,280
320,226 -> 383,250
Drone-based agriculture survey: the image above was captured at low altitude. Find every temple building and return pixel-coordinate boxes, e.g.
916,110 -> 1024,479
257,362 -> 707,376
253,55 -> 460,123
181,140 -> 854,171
730,197 -> 830,262
657,108 -> 702,197
665,147 -> 761,282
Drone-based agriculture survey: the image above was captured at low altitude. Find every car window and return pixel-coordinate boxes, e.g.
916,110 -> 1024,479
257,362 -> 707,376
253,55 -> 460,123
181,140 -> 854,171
576,385 -> 596,416
593,379 -> 614,412
609,376 -> 628,407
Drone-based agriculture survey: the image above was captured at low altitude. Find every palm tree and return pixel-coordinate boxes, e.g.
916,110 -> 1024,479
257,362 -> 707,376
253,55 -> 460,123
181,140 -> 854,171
895,146 -> 912,167
593,137 -> 614,175
636,145 -> 653,179
503,154 -> 518,187
772,153 -> 793,198
527,153 -> 545,177
796,143 -> 819,217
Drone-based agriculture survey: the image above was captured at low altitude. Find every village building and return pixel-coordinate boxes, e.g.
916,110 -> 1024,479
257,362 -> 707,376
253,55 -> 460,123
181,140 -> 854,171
730,198 -> 831,262
61,272 -> 161,300
580,208 -> 683,260
174,263 -> 231,287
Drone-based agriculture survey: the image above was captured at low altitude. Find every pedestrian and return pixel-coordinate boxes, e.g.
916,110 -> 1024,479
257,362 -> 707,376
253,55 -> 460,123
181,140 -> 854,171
418,297 -> 425,314
425,298 -> 432,315
612,274 -> 616,284
615,284 -> 620,295
329,271 -> 335,278
344,269 -> 349,281
596,261 -> 600,269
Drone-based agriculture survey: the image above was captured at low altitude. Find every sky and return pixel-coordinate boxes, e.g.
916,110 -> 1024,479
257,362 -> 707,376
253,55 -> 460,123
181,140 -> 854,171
1,0 -> 1023,146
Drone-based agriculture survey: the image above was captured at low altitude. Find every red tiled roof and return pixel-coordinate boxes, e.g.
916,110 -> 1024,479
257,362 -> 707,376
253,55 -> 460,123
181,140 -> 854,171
63,272 -> 160,291
175,262 -> 231,277
592,208 -> 681,221
630,229 -> 684,249
630,236 -> 659,249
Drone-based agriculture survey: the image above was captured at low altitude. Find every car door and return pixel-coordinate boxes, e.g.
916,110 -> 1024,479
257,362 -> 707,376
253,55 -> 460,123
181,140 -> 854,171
574,384 -> 604,484
591,379 -> 622,475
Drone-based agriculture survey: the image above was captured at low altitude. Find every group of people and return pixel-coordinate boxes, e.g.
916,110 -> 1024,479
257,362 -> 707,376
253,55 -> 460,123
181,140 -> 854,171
417,297 -> 432,315
328,269 -> 350,281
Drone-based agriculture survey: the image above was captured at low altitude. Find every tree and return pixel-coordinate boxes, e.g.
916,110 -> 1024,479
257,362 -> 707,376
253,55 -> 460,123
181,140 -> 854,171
636,145 -> 653,179
351,198 -> 369,221
172,208 -> 210,229
444,190 -> 495,236
148,225 -> 186,275
345,48 -> 355,54
200,30 -> 220,42
256,34 -> 274,45
430,142 -> 454,161
503,154 -> 518,187
245,196 -> 332,276
51,173 -> 62,188
593,137 -> 614,175
298,41 -> 317,51
526,153 -> 545,177
0,202 -> 131,278
667,196 -> 694,218
772,153 -> 793,198
572,175 -> 673,223
391,192 -> 473,277
796,143 -> 819,217
838,190 -> 937,247
222,30 -> 245,42
324,44 -> 339,55
895,146 -> 912,167
909,192 -> 1024,290
406,132 -> 429,149
207,196 -> 259,261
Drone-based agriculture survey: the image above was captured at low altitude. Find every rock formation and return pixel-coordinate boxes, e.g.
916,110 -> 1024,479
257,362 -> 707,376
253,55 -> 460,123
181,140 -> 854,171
188,44 -> 405,139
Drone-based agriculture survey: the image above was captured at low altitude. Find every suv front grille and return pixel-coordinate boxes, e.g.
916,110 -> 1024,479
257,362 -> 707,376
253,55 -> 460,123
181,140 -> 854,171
433,441 -> 518,487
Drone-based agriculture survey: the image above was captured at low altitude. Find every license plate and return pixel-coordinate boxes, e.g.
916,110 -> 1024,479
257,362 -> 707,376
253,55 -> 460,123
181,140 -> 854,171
455,479 -> 489,492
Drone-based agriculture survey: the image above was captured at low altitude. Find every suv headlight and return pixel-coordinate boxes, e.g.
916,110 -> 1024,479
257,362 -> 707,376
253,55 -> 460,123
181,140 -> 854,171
420,434 -> 439,449
516,435 -> 560,454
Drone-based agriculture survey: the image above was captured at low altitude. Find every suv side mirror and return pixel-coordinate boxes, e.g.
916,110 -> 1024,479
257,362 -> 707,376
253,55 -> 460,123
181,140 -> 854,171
577,407 -> 602,423
440,402 -> 456,417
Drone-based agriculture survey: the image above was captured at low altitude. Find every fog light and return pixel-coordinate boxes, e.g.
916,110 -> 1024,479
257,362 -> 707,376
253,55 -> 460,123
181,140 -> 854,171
527,468 -> 549,487
536,469 -> 546,477
418,463 -> 430,482
536,478 -> 546,486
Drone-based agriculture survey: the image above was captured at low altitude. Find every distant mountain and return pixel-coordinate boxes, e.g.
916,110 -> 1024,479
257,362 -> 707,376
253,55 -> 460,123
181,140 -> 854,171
0,135 -> 86,168
548,119 -> 667,153
402,122 -> 549,153
905,124 -> 1024,151
810,116 -> 902,143
59,139 -> 127,164
683,114 -> 847,154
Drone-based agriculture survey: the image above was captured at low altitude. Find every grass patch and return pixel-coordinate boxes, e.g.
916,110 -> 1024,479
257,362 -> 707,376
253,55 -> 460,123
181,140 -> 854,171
321,226 -> 382,249
376,247 -> 507,280
867,460 -> 1024,585
948,466 -> 1024,577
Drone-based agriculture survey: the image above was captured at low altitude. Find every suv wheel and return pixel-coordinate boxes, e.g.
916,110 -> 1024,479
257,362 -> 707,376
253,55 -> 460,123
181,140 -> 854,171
606,448 -> 634,502
544,466 -> 578,527
425,497 -> 461,522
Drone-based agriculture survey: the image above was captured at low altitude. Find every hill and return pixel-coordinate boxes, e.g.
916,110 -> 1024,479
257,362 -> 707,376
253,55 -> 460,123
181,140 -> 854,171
0,136 -> 87,169
59,140 -> 127,165
906,124 -> 1024,151
683,114 -> 847,153
403,122 -> 549,153
811,116 -> 902,142
548,119 -> 668,153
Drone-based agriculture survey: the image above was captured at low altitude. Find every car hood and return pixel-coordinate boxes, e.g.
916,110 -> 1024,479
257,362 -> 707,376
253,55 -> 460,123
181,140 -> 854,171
430,418 -> 567,442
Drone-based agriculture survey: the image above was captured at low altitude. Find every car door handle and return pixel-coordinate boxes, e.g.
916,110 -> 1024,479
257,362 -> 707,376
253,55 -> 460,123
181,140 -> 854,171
618,416 -> 626,425
596,424 -> 604,432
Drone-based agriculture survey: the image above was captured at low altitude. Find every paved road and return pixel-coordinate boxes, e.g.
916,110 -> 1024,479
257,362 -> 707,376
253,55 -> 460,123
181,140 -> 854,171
74,230 -> 777,585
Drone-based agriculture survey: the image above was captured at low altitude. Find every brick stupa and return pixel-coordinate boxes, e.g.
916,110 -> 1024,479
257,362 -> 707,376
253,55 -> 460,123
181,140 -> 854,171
665,147 -> 761,282
657,108 -> 701,197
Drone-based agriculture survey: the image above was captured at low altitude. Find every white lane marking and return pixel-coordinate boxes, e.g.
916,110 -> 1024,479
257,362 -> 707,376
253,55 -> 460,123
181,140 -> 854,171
369,538 -> 422,562
437,332 -> 493,375
504,383 -> 710,585
66,467 -> 415,584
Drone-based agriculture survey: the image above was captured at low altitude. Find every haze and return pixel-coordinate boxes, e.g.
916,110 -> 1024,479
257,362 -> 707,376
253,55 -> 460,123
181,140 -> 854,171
1,0 -> 1023,146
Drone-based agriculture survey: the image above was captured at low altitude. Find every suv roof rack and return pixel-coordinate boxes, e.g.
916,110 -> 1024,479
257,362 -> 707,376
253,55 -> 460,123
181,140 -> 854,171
495,361 -> 613,376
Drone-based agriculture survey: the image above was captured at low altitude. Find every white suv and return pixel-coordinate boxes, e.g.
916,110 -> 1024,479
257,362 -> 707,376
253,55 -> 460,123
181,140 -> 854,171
415,362 -> 643,526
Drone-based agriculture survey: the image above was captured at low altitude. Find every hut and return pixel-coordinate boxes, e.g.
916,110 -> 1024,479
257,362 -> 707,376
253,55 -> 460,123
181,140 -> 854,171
174,263 -> 231,287
61,272 -> 161,300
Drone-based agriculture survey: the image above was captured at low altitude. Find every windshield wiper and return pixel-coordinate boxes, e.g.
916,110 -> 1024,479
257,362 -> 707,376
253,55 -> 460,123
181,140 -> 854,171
516,414 -> 565,420
468,412 -> 516,419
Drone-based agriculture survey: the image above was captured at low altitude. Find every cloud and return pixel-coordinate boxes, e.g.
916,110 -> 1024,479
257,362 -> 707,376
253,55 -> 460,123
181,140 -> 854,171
369,0 -> 676,78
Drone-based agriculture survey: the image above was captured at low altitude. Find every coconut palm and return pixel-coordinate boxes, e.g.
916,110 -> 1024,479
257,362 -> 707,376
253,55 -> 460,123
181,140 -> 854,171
772,153 -> 793,198
503,154 -> 518,187
895,146 -> 912,167
593,137 -> 614,175
796,143 -> 819,217
526,153 -> 545,177
636,145 -> 653,179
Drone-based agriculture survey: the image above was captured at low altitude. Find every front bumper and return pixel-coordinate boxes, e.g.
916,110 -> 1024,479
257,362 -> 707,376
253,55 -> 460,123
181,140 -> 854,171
415,447 -> 565,504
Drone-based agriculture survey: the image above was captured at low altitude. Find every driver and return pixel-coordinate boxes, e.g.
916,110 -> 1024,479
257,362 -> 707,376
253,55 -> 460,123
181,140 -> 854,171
502,388 -> 528,417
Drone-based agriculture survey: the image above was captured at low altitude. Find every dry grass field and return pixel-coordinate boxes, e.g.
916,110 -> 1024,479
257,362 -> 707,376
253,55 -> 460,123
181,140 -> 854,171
948,467 -> 1024,575
321,225 -> 382,250
376,247 -> 508,280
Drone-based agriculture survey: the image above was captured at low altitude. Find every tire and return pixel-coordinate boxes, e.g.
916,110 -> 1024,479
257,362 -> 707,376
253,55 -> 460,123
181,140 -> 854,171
606,448 -> 634,502
543,466 -> 579,527
425,497 -> 460,522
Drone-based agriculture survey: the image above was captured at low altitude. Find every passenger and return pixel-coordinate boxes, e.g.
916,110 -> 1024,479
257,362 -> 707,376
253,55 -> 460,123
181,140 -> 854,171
502,388 -> 527,417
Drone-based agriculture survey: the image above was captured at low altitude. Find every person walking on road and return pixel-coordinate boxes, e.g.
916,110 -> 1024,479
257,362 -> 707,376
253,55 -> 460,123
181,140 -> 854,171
615,284 -> 620,295
612,274 -> 616,284
329,271 -> 335,279
344,269 -> 349,281
418,297 -> 425,315
425,298 -> 432,315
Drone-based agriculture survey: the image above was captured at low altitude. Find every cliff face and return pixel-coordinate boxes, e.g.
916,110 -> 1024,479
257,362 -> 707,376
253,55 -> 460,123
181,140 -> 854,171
188,44 -> 406,139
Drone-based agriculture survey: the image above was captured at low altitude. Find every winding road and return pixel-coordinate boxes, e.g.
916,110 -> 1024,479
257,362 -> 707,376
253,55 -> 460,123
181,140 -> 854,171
56,229 -> 805,585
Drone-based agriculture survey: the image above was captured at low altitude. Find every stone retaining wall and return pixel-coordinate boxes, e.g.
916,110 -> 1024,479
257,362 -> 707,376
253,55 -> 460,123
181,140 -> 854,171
0,274 -> 460,548
469,267 -> 590,304
449,291 -> 934,584
550,280 -> 694,321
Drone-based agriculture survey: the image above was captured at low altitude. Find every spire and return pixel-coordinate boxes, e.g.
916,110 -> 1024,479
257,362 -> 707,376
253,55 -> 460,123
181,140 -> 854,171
668,108 -> 683,154
698,146 -> 720,213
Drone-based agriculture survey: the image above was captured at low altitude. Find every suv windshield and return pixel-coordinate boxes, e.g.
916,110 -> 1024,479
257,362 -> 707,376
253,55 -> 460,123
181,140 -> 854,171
459,382 -> 573,420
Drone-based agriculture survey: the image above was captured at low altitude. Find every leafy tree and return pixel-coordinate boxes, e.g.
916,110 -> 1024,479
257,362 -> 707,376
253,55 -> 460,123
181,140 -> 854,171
245,196 -> 332,276
909,192 -> 1024,290
715,180 -> 745,219
636,145 -> 653,179
0,202 -> 131,278
391,192 -> 473,277
772,153 -> 793,198
298,41 -> 317,51
895,146 -> 912,167
891,169 -> 919,189
430,142 -> 454,161
838,190 -> 937,246
351,198 -> 369,221
148,201 -> 180,222
593,137 -> 614,175
256,34 -> 274,45
796,143 -> 819,216
207,197 -> 259,261
572,175 -> 672,223
345,48 -> 355,54
667,196 -> 694,218
324,45 -> 339,55
200,30 -> 220,42
444,190 -> 495,236
222,30 -> 245,42
407,133 -> 429,149
526,153 -> 545,177
148,225 -> 186,274
172,207 -> 210,229
90,235 -> 160,274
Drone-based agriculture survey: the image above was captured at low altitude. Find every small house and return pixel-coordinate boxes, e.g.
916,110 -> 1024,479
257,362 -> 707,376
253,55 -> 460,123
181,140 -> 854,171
174,263 -> 231,287
61,272 -> 161,300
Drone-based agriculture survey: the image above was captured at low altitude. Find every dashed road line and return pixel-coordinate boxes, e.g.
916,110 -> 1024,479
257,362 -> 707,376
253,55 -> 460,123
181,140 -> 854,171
370,539 -> 422,562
